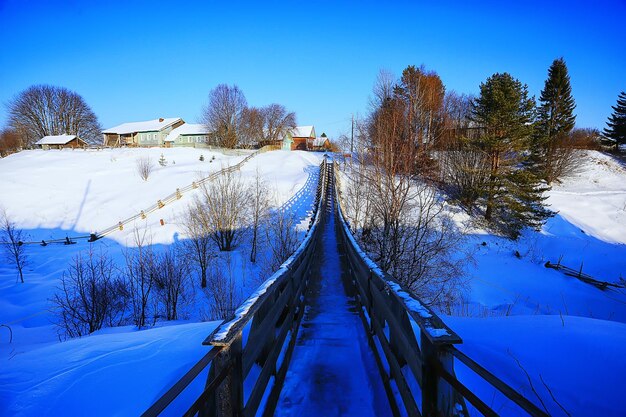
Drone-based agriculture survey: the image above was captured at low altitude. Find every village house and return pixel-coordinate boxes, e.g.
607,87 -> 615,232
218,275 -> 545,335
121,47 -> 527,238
102,118 -> 184,147
288,126 -> 316,150
311,135 -> 331,151
164,123 -> 211,147
35,134 -> 87,150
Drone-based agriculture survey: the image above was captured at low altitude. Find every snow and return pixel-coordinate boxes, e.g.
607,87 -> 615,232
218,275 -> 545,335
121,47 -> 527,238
164,123 -> 210,142
446,315 -> 626,417
102,117 -> 183,134
34,134 -> 78,145
291,126 -> 314,138
0,148 -> 324,415
0,322 -> 219,416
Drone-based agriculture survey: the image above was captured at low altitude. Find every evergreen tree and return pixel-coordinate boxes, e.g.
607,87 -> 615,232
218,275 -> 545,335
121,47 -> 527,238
603,91 -> 626,151
158,153 -> 167,167
534,58 -> 577,182
471,73 -> 552,238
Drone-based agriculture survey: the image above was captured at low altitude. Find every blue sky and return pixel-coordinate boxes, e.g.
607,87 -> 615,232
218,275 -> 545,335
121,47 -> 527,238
0,0 -> 624,139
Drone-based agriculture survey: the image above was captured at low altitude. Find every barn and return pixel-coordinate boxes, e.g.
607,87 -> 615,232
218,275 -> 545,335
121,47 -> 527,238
35,134 -> 87,150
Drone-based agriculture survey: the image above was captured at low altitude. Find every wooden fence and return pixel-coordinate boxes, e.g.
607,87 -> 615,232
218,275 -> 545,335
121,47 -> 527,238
142,158 -> 330,417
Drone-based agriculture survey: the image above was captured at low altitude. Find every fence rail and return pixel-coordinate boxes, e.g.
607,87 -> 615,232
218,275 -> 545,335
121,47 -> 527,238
142,158 -> 330,417
2,146 -> 273,246
545,260 -> 624,289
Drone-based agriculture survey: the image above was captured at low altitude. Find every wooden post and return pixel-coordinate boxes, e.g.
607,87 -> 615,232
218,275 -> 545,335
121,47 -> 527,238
422,332 -> 456,417
211,334 -> 243,417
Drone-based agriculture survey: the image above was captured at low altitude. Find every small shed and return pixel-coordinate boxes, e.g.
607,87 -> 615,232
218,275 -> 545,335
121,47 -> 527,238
35,134 -> 86,150
312,137 -> 331,151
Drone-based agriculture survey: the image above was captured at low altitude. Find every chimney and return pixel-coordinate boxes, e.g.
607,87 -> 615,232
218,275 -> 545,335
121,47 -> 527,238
159,118 -> 164,122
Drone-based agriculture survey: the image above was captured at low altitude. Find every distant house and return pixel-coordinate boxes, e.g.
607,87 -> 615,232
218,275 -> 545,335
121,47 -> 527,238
289,126 -> 316,151
312,136 -> 331,151
164,123 -> 211,147
102,118 -> 184,147
35,134 -> 86,150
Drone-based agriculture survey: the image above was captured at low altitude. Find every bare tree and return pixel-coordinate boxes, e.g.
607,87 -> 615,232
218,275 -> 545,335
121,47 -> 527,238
249,169 -> 270,263
197,170 -> 250,251
204,255 -> 240,320
239,106 -> 265,148
262,103 -> 297,144
0,128 -> 21,156
125,229 -> 155,328
52,248 -> 126,338
136,156 -> 153,181
152,245 -> 192,321
202,84 -> 248,149
439,141 -> 491,213
7,84 -> 102,146
1,208 -> 28,283
264,209 -> 299,273
181,202 -> 214,288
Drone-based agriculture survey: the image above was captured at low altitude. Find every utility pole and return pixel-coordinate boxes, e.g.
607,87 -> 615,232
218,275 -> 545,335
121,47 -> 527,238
350,114 -> 354,153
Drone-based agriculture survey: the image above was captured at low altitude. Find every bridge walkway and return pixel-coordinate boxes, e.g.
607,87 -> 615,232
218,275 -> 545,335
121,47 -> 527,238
275,177 -> 392,417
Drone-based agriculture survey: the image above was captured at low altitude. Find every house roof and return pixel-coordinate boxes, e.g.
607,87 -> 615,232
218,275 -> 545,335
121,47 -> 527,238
291,126 -> 315,138
35,134 -> 80,145
102,118 -> 183,135
165,123 -> 211,142
312,137 -> 329,147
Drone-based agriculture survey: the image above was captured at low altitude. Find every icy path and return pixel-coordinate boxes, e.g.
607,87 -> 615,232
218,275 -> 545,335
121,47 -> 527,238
275,191 -> 391,417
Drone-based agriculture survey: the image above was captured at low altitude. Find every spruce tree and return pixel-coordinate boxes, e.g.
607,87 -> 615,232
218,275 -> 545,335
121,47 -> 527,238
603,91 -> 626,151
471,73 -> 552,238
534,58 -> 577,182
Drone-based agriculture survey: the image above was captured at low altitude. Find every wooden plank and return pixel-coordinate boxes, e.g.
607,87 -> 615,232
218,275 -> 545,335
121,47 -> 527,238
244,284 -> 302,416
243,297 -> 295,417
262,279 -> 309,417
438,366 -> 498,417
141,347 -> 222,417
448,347 -> 549,417
242,283 -> 292,376
369,281 -> 424,382
370,307 -> 422,417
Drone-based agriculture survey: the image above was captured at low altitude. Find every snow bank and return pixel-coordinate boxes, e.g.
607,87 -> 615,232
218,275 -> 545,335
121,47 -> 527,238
446,315 -> 626,417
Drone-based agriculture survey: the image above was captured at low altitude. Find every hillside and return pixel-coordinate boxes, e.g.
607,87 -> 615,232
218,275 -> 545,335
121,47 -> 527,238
0,148 -> 324,416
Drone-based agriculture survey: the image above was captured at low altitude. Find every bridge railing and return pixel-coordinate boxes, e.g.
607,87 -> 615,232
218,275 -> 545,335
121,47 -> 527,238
333,162 -> 549,417
142,158 -> 330,417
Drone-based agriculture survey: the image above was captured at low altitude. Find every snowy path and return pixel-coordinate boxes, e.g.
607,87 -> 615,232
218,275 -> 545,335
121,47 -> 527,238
275,189 -> 391,416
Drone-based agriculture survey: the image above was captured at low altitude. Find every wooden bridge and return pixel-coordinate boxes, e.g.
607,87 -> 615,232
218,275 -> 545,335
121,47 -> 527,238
142,158 -> 549,417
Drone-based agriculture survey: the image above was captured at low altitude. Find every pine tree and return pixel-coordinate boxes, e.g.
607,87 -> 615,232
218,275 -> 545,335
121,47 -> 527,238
158,153 -> 167,167
603,91 -> 626,151
534,58 -> 577,182
471,73 -> 552,238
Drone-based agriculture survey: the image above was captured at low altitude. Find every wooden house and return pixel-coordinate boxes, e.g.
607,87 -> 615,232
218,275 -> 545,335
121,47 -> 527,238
164,123 -> 211,147
35,134 -> 86,150
312,136 -> 331,151
102,118 -> 184,147
289,126 -> 316,150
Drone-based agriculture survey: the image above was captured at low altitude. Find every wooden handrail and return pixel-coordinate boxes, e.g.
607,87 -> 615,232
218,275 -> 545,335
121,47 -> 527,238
141,346 -> 223,417
447,347 -> 550,417
333,160 -> 551,417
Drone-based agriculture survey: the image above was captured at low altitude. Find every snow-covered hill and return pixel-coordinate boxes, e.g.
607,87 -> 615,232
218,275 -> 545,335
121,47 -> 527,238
0,148 -> 324,416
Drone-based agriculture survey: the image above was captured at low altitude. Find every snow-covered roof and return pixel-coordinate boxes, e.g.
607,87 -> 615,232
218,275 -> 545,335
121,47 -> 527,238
164,123 -> 211,142
312,137 -> 329,147
102,118 -> 183,134
35,134 -> 79,145
291,126 -> 315,138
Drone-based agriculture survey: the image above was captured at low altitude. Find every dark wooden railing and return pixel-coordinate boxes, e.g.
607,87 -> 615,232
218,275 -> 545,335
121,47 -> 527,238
334,161 -> 550,417
142,158 -> 330,417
